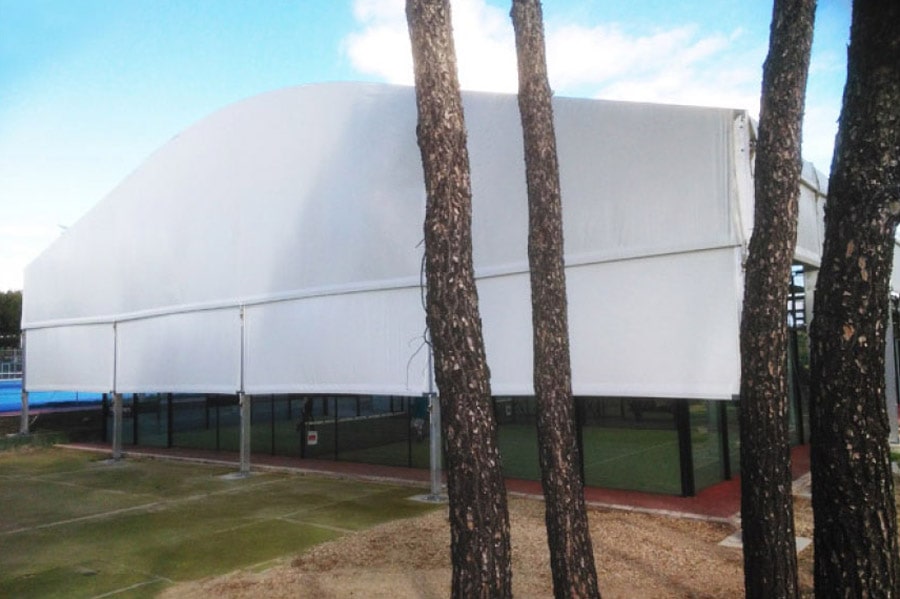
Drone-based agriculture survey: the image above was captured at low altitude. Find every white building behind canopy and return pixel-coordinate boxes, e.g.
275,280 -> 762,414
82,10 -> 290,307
22,81 -> 827,400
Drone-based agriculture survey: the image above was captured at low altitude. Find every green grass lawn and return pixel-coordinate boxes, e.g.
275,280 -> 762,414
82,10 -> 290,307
0,446 -> 441,598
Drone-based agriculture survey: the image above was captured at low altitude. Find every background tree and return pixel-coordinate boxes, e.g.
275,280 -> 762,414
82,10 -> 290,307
738,1 -> 816,597
809,0 -> 900,595
0,290 -> 22,346
510,1 -> 600,597
405,1 -> 513,597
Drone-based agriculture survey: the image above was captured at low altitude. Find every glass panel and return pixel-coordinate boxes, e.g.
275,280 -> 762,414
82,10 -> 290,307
136,393 -> 168,448
410,396 -> 431,469
171,395 -> 213,450
302,396 -> 337,459
786,329 -> 813,446
690,400 -> 724,491
726,400 -> 740,476
272,396 -> 303,457
335,395 -> 411,467
580,397 -> 681,494
215,396 -> 241,452
251,395 -> 274,454
495,397 -> 540,481
120,395 -> 135,445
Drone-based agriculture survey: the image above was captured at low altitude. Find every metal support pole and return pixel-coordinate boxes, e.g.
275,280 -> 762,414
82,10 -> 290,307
19,390 -> 29,435
428,392 -> 443,500
239,392 -> 251,476
112,392 -> 124,461
19,333 -> 29,435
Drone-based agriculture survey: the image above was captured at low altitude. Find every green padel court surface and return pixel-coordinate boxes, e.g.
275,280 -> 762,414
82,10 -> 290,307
0,447 -> 441,598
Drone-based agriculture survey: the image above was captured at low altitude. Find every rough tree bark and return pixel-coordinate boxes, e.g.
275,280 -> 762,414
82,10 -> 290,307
738,1 -> 816,597
510,1 -> 601,598
809,0 -> 900,596
405,1 -> 513,597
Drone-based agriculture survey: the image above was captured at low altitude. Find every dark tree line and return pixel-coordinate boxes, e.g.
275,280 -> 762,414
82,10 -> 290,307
0,290 -> 22,346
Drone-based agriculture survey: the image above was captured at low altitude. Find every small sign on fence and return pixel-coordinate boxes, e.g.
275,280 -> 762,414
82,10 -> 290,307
307,430 -> 318,446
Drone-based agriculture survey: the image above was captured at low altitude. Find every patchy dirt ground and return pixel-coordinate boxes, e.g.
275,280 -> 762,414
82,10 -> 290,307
161,491 -> 819,598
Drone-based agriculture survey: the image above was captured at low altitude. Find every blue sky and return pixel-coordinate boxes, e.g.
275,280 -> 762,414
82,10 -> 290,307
0,0 -> 851,291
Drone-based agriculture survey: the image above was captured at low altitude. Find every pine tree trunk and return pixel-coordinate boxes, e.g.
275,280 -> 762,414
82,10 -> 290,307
405,1 -> 513,597
738,2 -> 815,597
809,1 -> 900,596
510,1 -> 600,597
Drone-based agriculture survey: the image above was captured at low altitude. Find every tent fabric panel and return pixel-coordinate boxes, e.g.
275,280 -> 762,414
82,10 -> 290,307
242,287 -> 429,396
114,308 -> 242,394
20,83 -> 835,400
22,84 -> 426,327
24,325 -> 114,392
22,220 -> 119,326
476,274 -> 534,395
567,248 -> 742,400
464,93 -> 743,274
730,114 -> 756,250
23,84 -> 749,330
552,99 -> 740,264
795,182 -> 826,266
479,247 -> 742,400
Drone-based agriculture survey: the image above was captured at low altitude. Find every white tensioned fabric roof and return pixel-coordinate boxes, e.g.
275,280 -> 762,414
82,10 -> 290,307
22,82 -> 827,400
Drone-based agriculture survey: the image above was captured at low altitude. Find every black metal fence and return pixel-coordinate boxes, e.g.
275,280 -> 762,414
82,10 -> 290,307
0,348 -> 21,379
103,391 -> 766,496
106,393 -> 432,469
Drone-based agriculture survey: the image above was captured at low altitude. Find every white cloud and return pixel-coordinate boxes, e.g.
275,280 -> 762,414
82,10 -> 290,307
344,0 -> 838,169
344,0 -> 413,85
344,0 -> 517,92
345,0 -> 761,105
547,24 -> 725,89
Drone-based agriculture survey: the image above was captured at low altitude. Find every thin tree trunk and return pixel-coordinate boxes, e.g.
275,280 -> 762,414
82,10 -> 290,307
739,1 -> 815,597
510,1 -> 600,597
405,1 -> 513,597
809,0 -> 900,596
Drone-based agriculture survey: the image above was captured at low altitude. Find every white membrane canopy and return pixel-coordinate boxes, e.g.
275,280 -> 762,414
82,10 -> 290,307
23,82 -> 828,400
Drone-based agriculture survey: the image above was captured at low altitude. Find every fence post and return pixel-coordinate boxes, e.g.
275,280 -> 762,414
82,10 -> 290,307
719,400 -> 732,480
19,389 -> 29,435
112,392 -> 123,461
132,394 -> 139,446
428,392 -> 443,500
19,337 -> 29,435
167,393 -> 174,448
675,399 -> 695,497
239,392 -> 251,476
